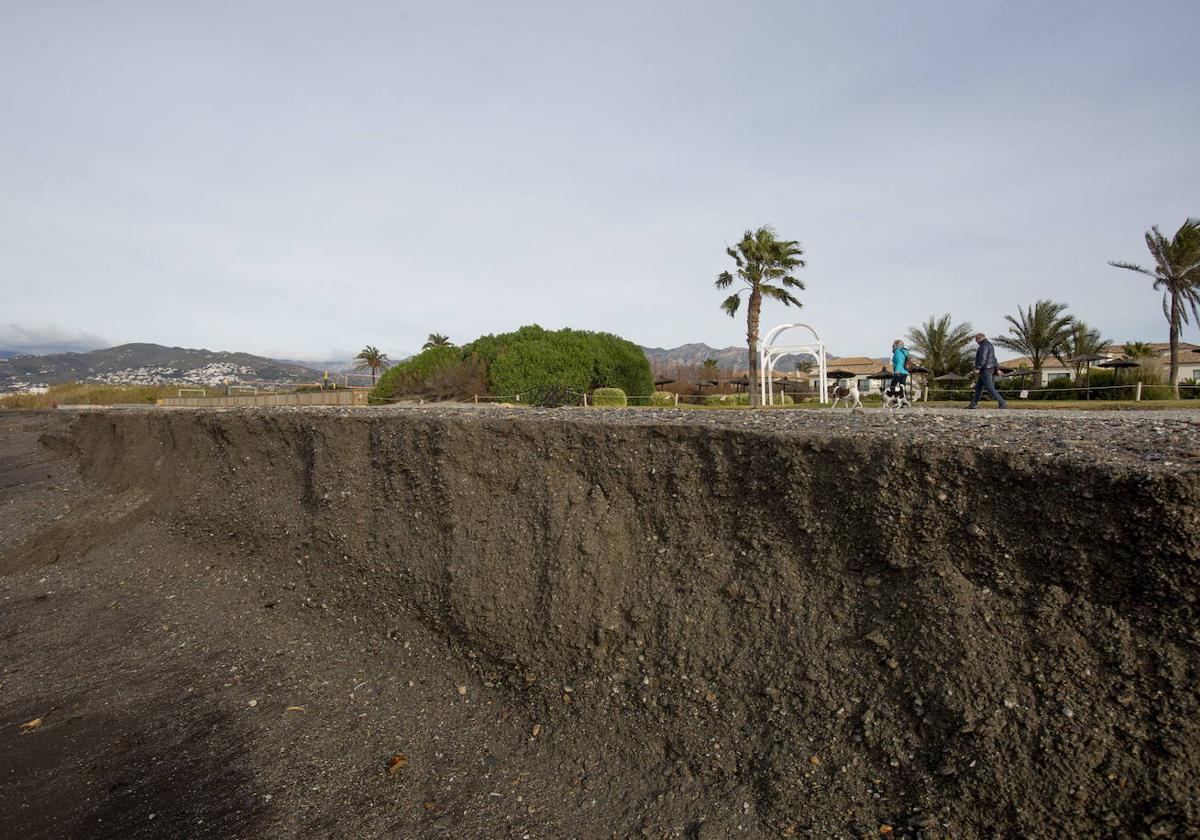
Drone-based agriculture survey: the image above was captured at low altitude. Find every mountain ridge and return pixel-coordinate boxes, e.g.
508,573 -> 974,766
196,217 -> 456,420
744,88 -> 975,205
640,342 -> 829,371
0,343 -> 327,391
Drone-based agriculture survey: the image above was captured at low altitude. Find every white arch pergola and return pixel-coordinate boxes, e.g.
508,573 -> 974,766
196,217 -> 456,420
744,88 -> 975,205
759,323 -> 828,405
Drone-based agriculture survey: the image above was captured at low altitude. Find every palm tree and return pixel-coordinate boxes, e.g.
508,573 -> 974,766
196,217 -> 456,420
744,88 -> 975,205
995,300 -> 1075,376
701,358 -> 719,380
906,314 -> 975,377
354,345 -> 390,385
1122,341 -> 1155,360
422,333 -> 452,350
1054,320 -> 1110,379
1109,218 -> 1200,398
794,358 -> 815,374
715,226 -> 806,405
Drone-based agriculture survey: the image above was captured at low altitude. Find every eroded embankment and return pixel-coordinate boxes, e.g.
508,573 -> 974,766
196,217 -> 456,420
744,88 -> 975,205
53,409 -> 1200,836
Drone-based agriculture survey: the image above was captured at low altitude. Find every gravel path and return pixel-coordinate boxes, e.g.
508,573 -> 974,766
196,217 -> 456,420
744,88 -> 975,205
114,403 -> 1200,472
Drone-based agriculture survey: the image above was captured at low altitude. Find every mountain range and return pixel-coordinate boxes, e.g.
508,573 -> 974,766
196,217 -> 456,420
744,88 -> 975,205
640,342 -> 825,372
0,343 -> 327,391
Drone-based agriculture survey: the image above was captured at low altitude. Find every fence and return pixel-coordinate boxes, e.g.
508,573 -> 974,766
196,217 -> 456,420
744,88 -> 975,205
926,382 -> 1200,401
159,390 -> 370,408
368,381 -> 1200,408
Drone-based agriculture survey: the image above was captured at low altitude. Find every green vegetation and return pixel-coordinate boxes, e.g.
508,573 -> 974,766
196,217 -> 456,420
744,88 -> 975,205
1122,341 -> 1155,360
648,391 -> 676,406
906,314 -> 975,377
0,382 -> 178,408
703,392 -> 793,406
370,325 -> 653,403
995,300 -> 1075,373
369,345 -> 475,402
1054,320 -> 1110,378
1110,217 -> 1200,398
591,387 -> 628,407
422,333 -> 452,349
715,225 -> 806,405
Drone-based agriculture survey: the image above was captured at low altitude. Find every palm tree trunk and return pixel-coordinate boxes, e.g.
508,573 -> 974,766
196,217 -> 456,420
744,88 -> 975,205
1169,294 -> 1180,399
747,290 -> 762,406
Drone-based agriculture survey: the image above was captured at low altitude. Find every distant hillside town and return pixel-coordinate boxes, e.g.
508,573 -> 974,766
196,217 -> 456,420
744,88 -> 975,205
0,343 -> 326,393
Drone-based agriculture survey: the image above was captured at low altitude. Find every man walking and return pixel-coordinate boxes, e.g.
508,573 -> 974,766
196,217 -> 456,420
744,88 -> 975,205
968,332 -> 1007,409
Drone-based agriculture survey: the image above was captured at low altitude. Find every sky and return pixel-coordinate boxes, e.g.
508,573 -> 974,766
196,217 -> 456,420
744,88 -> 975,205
2,0 -> 1198,361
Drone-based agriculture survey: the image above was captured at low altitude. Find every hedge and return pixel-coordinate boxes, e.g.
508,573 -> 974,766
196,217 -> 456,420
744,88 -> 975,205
476,326 -> 652,398
369,345 -> 463,402
370,325 -> 653,403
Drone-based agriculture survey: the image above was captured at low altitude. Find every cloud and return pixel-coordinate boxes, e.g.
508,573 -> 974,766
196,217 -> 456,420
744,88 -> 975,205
0,324 -> 110,354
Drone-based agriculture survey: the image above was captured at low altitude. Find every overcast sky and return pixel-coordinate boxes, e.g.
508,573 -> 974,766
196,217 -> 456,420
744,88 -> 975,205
2,1 -> 1198,360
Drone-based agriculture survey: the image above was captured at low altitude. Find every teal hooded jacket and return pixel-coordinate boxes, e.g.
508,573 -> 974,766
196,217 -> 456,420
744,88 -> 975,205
891,346 -> 909,375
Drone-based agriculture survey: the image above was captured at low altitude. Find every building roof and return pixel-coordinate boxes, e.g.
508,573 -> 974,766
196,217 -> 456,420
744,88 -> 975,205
1117,341 -> 1199,353
820,356 -> 892,376
999,355 -> 1070,370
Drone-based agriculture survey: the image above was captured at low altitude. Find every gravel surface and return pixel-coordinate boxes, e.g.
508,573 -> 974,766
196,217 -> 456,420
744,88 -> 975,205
130,402 -> 1200,471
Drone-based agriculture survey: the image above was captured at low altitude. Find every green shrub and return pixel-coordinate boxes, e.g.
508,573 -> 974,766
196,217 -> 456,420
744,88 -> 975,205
591,387 -> 627,407
703,393 -> 748,406
649,390 -> 676,406
370,345 -> 463,402
468,325 -> 653,398
370,325 -> 653,403
1142,385 -> 1176,400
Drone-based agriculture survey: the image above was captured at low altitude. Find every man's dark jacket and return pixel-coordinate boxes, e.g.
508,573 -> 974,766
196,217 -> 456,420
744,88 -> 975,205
975,339 -> 999,373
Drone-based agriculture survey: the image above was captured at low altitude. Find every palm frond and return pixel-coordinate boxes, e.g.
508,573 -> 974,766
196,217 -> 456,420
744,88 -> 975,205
720,294 -> 742,317
759,283 -> 802,307
1108,260 -> 1156,277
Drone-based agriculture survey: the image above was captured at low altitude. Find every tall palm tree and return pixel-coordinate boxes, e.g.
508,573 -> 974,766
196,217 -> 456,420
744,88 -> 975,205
1109,218 -> 1200,398
995,300 -> 1075,376
715,226 -> 806,405
354,345 -> 390,385
702,358 -> 719,379
422,333 -> 452,350
906,314 -> 975,377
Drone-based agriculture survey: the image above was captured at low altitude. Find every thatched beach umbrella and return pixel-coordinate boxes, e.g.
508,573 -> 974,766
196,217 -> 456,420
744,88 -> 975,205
1097,358 -> 1140,391
824,368 -> 858,382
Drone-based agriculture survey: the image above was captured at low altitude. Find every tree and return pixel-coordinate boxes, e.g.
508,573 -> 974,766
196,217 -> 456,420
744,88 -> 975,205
702,358 -> 719,379
1109,218 -> 1200,398
354,345 -> 390,385
715,226 -> 806,405
906,314 -> 975,377
794,358 -> 815,374
423,333 -> 452,349
1122,341 -> 1155,360
1054,320 -> 1110,379
995,300 -> 1075,375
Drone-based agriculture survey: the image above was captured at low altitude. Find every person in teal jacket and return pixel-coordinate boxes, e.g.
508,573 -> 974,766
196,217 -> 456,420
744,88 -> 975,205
889,340 -> 910,397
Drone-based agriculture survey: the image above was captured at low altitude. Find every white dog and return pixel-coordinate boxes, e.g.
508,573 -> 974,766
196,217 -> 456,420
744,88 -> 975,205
830,383 -> 862,409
